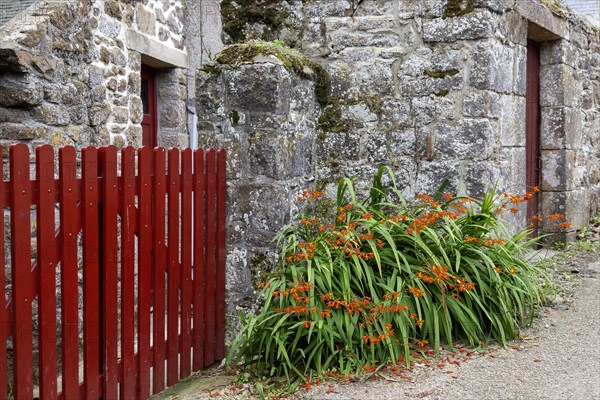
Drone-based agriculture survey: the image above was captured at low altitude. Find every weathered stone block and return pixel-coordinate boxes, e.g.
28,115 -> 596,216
304,1 -> 350,18
389,128 -> 417,158
227,63 -> 291,113
0,75 -> 43,107
540,107 -> 582,150
540,149 -> 577,191
415,160 -> 460,195
539,64 -> 576,107
463,90 -> 501,118
499,95 -> 525,146
470,41 -> 514,94
423,11 -> 495,43
0,124 -> 46,140
136,5 -> 156,35
159,101 -> 184,129
88,105 -> 111,126
540,189 -> 589,233
435,119 -> 494,161
465,161 -> 503,198
231,183 -> 292,234
31,104 -> 70,126
0,107 -> 28,123
540,40 -> 578,68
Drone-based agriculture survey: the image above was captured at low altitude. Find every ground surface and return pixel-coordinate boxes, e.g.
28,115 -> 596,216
154,246 -> 600,400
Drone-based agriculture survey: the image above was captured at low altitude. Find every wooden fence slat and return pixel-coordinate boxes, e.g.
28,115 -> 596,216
82,146 -> 101,398
0,145 -> 6,397
99,146 -> 119,399
36,145 -> 58,399
152,148 -> 167,394
137,146 -> 152,399
192,149 -> 205,371
9,144 -> 34,399
216,149 -> 227,360
58,146 -> 80,398
167,148 -> 181,386
180,149 -> 193,378
204,149 -> 216,366
121,146 -> 137,399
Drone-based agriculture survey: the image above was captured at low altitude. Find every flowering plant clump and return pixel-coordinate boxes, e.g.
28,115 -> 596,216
227,167 -> 565,382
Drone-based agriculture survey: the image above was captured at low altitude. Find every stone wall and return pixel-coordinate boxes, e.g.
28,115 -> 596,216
0,0 -> 223,152
197,0 -> 600,339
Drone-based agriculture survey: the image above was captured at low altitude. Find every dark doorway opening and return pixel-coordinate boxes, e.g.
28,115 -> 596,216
141,65 -> 157,149
526,40 -> 541,234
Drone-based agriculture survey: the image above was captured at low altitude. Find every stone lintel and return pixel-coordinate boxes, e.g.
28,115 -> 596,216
126,29 -> 188,69
516,0 -> 567,41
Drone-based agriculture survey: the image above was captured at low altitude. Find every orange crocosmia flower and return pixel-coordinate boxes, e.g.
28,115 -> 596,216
510,207 -> 519,214
492,266 -> 502,273
443,193 -> 454,201
531,215 -> 543,222
409,313 -> 417,320
558,222 -> 572,229
415,319 -> 425,327
361,213 -> 373,220
509,267 -> 518,275
533,186 -> 540,192
408,287 -> 425,297
320,309 -> 331,318
303,320 -> 312,329
523,193 -> 533,201
548,213 -> 565,220
383,293 -> 392,300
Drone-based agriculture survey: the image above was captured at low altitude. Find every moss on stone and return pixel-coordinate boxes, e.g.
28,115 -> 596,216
425,68 -> 460,78
435,89 -> 450,96
539,0 -> 568,17
229,110 -> 240,126
317,106 -> 351,134
443,0 -> 474,18
206,40 -> 349,134
221,0 -> 290,43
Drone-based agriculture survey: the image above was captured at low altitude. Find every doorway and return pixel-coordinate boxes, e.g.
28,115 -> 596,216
141,65 -> 157,149
526,40 -> 541,233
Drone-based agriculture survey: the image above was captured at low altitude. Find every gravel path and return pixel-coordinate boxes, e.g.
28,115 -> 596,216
157,254 -> 600,400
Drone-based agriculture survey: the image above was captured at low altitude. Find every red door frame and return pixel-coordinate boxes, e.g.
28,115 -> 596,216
526,40 -> 541,233
141,66 -> 157,149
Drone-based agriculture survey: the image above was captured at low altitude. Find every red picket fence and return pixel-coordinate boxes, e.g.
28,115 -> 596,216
0,144 -> 227,399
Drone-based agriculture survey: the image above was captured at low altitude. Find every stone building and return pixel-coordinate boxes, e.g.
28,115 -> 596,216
193,0 -> 599,333
0,0 -> 223,151
1,0 -> 599,342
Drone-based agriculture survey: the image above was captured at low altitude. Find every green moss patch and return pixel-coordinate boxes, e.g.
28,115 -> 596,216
425,68 -> 460,78
221,0 -> 290,43
443,0 -> 474,18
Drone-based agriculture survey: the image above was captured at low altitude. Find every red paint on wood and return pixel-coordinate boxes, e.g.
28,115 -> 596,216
58,146 -> 80,398
526,40 -> 541,233
192,149 -> 206,371
137,146 -> 153,399
99,146 -> 119,399
10,144 -> 34,399
152,148 -> 167,394
82,147 -> 101,399
216,149 -> 227,360
0,146 -> 6,397
204,149 -> 217,366
167,148 -> 181,386
180,148 -> 193,378
121,146 -> 137,399
36,145 -> 58,399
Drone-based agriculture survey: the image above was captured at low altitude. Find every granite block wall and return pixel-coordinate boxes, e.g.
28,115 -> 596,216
197,0 -> 600,338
